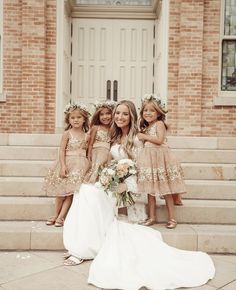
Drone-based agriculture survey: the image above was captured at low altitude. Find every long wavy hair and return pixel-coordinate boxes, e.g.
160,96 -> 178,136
64,108 -> 90,132
90,107 -> 113,127
139,100 -> 168,132
110,100 -> 138,159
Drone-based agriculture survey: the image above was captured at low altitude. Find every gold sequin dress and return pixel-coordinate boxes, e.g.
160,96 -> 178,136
137,122 -> 186,197
44,131 -> 90,197
85,126 -> 111,184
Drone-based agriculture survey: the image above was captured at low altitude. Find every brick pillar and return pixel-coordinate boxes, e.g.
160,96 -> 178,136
1,1 -> 23,132
177,0 -> 204,135
45,0 -> 56,132
167,0 -> 181,135
1,0 -> 56,133
20,0 -> 46,132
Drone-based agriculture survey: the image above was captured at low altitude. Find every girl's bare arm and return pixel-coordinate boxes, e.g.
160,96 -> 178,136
87,126 -> 98,161
137,121 -> 165,145
59,131 -> 69,177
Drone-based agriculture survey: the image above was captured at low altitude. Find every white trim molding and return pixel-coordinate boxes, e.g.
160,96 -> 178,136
0,0 -> 5,102
55,0 -> 65,132
215,0 -> 236,106
69,0 -> 160,19
56,1 -> 72,132
161,0 -> 169,105
214,95 -> 236,106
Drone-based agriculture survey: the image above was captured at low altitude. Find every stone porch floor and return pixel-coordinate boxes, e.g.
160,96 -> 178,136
0,251 -> 236,290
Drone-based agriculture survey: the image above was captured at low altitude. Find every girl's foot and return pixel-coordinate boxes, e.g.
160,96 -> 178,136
54,217 -> 64,227
173,194 -> 183,206
63,252 -> 71,259
143,218 -> 157,226
174,201 -> 183,206
45,216 -> 57,226
63,256 -> 84,266
166,219 -> 177,229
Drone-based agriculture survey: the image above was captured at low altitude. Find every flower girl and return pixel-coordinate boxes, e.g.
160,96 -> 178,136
85,101 -> 115,183
137,94 -> 186,228
44,102 -> 90,227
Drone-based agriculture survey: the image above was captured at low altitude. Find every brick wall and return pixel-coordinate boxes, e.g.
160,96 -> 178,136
168,0 -> 236,136
1,0 -> 235,136
0,0 -> 56,133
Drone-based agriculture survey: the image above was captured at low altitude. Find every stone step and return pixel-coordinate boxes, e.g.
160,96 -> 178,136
0,134 -> 61,147
1,133 -> 236,149
0,160 -> 235,180
0,177 -> 45,196
1,146 -> 236,163
183,163 -> 236,180
0,221 -> 235,253
185,180 -> 236,200
0,146 -> 58,160
174,149 -> 236,164
1,177 -> 236,200
0,196 -> 235,224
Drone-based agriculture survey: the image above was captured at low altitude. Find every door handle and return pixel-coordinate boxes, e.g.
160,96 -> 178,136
113,80 -> 118,101
106,80 -> 111,100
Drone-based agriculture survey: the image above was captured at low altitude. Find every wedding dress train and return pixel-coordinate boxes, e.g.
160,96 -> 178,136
63,144 -> 215,290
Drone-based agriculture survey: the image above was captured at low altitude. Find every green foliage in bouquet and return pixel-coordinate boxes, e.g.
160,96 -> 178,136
98,159 -> 137,208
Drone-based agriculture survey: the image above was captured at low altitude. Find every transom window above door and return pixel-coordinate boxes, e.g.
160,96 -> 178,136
75,0 -> 152,6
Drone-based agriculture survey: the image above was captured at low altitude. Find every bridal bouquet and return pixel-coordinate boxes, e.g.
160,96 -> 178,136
98,159 -> 137,208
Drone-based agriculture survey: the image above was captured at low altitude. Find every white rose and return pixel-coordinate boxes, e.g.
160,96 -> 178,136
129,169 -> 136,175
107,169 -> 115,176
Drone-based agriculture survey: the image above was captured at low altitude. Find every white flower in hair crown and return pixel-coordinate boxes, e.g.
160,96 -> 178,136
64,102 -> 91,116
142,93 -> 167,113
94,100 -> 116,110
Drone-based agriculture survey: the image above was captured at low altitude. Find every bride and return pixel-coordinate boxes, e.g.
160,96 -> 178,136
63,100 -> 215,290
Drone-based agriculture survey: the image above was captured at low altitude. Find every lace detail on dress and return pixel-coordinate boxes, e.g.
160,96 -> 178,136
127,202 -> 147,224
138,165 -> 184,183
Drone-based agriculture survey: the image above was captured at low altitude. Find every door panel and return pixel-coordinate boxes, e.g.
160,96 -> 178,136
72,19 -> 154,107
113,20 -> 154,108
72,19 -> 113,104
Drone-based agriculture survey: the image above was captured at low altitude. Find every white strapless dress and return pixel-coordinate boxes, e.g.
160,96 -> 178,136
63,145 -> 215,290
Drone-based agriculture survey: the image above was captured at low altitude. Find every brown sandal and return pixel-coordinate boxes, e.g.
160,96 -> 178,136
143,218 -> 157,226
166,219 -> 177,229
54,217 -> 64,227
45,216 -> 57,226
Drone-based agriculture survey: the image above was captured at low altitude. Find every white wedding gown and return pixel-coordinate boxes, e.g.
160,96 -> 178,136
63,144 -> 215,290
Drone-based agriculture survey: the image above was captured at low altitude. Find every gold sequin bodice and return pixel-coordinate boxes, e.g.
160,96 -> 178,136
145,123 -> 157,136
93,127 -> 111,150
66,132 -> 88,156
95,127 -> 111,143
144,122 -> 168,147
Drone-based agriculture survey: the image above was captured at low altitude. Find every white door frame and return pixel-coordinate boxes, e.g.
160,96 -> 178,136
55,0 -> 169,131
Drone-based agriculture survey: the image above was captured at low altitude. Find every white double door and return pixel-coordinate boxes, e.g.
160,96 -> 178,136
71,19 -> 154,108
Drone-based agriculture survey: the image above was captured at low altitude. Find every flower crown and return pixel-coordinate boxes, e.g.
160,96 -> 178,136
94,100 -> 116,111
64,101 -> 91,116
142,93 -> 167,114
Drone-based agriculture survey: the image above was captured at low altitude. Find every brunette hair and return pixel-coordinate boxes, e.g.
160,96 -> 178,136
139,99 -> 168,132
90,107 -> 113,127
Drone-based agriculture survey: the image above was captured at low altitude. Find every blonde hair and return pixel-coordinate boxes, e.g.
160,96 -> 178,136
64,107 -> 90,132
139,99 -> 168,132
90,106 -> 113,127
110,100 -> 138,159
